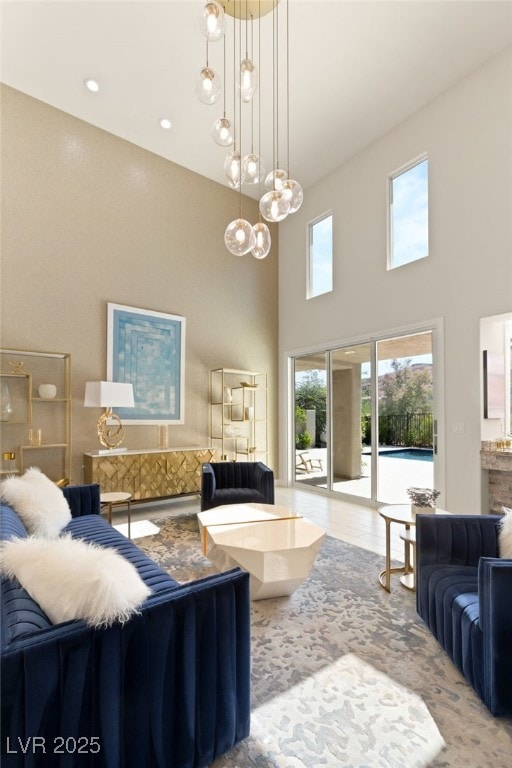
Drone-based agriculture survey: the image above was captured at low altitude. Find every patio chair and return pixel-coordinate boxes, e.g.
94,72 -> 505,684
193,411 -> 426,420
296,451 -> 323,473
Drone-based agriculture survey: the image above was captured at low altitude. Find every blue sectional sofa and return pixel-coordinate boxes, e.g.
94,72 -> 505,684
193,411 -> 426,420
416,513 -> 512,717
1,483 -> 251,767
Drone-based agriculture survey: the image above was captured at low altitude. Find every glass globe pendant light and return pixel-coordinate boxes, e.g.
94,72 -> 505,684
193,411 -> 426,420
239,59 -> 258,102
224,150 -> 245,188
211,31 -> 234,146
199,1 -> 225,42
280,178 -> 304,214
259,189 -> 290,222
224,218 -> 256,256
195,0 -> 304,257
264,168 -> 288,190
212,117 -> 234,146
251,221 -> 271,259
243,153 -> 265,185
195,66 -> 221,105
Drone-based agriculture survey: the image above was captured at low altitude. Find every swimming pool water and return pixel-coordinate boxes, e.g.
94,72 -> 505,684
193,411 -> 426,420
379,448 -> 433,462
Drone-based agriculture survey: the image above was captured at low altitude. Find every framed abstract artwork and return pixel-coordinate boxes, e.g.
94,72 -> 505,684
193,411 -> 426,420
107,303 -> 185,424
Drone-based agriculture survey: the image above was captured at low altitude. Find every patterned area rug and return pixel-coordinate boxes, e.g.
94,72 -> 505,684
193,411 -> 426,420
137,514 -> 512,768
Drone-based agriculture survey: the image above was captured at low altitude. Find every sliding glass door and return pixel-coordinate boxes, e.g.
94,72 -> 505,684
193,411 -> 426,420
376,332 -> 434,503
294,353 -> 327,487
292,328 -> 438,505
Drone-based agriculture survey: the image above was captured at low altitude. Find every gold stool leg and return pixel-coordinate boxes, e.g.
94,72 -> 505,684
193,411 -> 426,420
378,519 -> 392,592
404,524 -> 412,575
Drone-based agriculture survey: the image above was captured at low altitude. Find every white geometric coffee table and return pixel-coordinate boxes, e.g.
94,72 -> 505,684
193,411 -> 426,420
197,503 -> 326,600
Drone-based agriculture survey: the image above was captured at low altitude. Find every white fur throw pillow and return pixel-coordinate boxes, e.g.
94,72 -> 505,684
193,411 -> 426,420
0,536 -> 151,627
499,507 -> 512,558
0,467 -> 71,537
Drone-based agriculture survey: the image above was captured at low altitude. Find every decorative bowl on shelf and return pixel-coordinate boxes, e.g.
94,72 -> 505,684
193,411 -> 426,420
240,381 -> 259,389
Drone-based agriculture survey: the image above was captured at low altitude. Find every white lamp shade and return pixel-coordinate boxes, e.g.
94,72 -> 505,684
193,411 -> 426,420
84,381 -> 135,408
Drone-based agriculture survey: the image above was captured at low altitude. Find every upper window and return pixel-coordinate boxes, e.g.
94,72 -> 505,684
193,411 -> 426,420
308,212 -> 333,298
389,157 -> 429,269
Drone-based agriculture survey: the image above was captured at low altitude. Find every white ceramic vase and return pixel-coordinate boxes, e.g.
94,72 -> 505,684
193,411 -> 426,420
38,383 -> 57,399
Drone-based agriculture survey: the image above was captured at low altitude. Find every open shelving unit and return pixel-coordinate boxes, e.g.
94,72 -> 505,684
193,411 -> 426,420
0,348 -> 71,483
209,367 -> 268,463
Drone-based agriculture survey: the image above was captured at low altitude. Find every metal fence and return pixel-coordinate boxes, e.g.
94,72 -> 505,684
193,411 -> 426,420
362,413 -> 433,447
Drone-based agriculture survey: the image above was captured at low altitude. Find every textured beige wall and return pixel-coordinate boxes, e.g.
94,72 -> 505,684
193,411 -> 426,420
0,85 -> 279,483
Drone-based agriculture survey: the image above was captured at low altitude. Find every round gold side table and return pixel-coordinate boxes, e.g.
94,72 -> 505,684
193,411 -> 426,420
378,504 -> 448,593
378,504 -> 416,593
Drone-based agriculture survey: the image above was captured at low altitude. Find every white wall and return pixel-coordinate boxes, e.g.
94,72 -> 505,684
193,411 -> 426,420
279,47 -> 512,513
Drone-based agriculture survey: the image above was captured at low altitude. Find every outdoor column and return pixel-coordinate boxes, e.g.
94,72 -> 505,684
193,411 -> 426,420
332,366 -> 362,479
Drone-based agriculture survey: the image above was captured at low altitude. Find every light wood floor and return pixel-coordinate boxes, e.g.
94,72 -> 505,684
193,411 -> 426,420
115,484 -> 407,564
274,485 -> 406,562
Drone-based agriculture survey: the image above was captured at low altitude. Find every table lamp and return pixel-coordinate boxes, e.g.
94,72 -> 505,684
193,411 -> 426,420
84,381 -> 135,452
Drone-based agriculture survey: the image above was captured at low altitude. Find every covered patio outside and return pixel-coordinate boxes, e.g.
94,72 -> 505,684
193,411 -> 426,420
294,331 -> 435,505
296,446 -> 433,504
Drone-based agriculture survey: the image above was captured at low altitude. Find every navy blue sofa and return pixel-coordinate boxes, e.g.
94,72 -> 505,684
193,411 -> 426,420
1,484 -> 251,767
201,461 -> 274,511
416,513 -> 512,717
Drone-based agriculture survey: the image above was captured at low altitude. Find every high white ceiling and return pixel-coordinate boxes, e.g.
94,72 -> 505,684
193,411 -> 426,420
1,1 -> 511,199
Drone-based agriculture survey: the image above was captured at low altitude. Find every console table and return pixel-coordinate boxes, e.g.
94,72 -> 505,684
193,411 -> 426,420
84,447 -> 216,501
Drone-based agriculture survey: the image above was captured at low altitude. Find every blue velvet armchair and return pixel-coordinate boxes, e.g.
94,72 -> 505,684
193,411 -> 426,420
201,461 -> 274,511
416,513 -> 512,717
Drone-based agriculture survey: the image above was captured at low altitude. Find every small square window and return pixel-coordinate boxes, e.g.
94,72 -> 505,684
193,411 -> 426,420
389,157 -> 429,269
308,213 -> 333,298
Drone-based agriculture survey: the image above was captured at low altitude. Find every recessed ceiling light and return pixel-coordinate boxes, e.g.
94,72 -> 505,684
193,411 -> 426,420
84,78 -> 100,93
345,350 -> 356,355
159,118 -> 172,130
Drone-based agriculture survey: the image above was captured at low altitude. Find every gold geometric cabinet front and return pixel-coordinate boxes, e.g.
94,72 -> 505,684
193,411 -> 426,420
84,448 -> 216,501
84,453 -> 141,497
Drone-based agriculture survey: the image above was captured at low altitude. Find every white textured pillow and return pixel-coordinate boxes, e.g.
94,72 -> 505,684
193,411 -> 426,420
499,507 -> 512,558
0,535 -> 151,627
0,467 -> 71,537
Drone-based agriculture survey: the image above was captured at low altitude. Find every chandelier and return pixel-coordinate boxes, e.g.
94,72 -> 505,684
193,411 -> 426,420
195,0 -> 303,259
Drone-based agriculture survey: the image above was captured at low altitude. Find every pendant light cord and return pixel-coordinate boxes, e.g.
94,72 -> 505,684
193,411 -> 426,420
275,0 -> 280,173
245,0 -> 249,58
223,34 -> 227,118
258,0 -> 263,220
286,0 -> 290,177
250,13 -> 254,153
272,0 -> 276,188
238,9 -> 243,218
